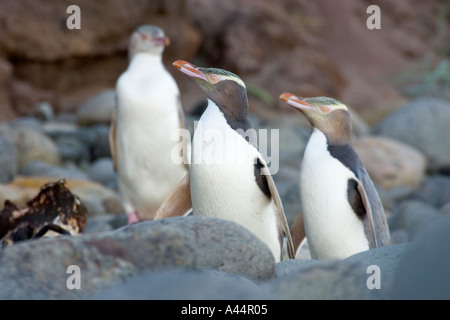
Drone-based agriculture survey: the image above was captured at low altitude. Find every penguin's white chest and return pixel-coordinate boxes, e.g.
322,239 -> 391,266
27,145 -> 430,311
190,101 -> 281,261
114,54 -> 187,216
300,129 -> 368,260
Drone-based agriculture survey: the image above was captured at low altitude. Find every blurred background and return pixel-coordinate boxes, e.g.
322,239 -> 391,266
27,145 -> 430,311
0,0 -> 448,124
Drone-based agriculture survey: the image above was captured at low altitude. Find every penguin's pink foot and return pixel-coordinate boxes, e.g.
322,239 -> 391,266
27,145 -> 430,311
127,211 -> 140,224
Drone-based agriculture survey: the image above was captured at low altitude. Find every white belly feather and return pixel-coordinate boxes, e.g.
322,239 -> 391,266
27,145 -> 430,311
300,128 -> 369,260
115,54 -> 187,217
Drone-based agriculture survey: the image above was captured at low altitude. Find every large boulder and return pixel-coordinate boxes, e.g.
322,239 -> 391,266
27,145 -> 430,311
373,97 -> 450,173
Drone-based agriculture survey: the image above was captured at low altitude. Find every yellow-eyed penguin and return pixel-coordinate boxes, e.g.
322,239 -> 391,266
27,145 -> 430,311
279,93 -> 390,260
109,25 -> 189,224
160,60 -> 295,261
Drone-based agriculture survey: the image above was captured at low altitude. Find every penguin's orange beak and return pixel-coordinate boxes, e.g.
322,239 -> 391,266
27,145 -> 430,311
173,60 -> 207,81
279,93 -> 314,111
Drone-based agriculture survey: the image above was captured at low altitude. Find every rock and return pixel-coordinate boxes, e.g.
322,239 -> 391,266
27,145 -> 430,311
86,157 -> 118,190
91,269 -> 276,300
10,127 -> 61,169
389,228 -> 409,244
8,116 -> 43,132
411,175 -> 450,209
345,243 -> 409,293
84,214 -> 119,234
55,135 -> 92,165
43,121 -> 95,164
19,161 -> 89,180
0,222 -> 196,299
266,259 -> 385,299
0,216 -> 276,299
76,90 -> 115,126
440,202 -> 450,214
391,215 -> 450,299
129,217 -> 277,282
373,97 -> 450,172
388,200 -> 441,240
353,136 -> 427,190
0,128 -> 18,183
275,259 -> 320,277
85,213 -> 127,234
377,185 -> 416,214
43,121 -> 111,163
268,244 -> 408,299
273,121 -> 310,170
88,124 -> 112,160
0,183 -> 37,210
62,179 -> 123,216
30,101 -> 54,121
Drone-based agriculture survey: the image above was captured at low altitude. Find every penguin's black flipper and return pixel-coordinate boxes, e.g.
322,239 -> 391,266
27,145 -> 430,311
358,169 -> 391,247
258,158 -> 295,260
355,179 -> 379,248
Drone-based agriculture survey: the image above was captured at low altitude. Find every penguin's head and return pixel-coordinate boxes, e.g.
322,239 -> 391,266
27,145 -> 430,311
129,25 -> 170,59
173,60 -> 250,129
173,60 -> 245,92
280,93 -> 353,144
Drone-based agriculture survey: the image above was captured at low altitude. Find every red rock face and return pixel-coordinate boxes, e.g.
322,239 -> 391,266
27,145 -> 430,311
0,0 -> 447,123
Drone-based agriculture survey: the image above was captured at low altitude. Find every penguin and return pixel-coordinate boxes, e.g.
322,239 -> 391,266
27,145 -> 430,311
109,25 -> 190,224
279,93 -> 390,260
159,60 -> 295,261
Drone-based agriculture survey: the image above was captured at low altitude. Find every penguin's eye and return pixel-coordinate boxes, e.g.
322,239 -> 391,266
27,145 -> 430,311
320,106 -> 330,113
208,74 -> 220,84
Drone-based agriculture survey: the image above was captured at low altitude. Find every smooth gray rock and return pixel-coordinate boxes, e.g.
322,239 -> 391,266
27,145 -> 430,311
388,200 -> 441,240
266,259 -> 386,300
129,217 -> 277,282
44,122 -> 97,164
8,117 -> 43,132
86,157 -> 117,190
391,215 -> 450,299
275,259 -> 320,277
19,160 -> 89,180
0,129 -> 17,183
411,175 -> 450,209
270,244 -> 408,299
345,243 -> 409,294
372,97 -> 450,172
0,216 -> 276,299
55,135 -> 91,164
76,89 -> 115,126
84,214 -> 116,234
89,124 -> 112,160
31,101 -> 54,121
10,127 -> 61,169
91,269 -> 276,300
0,221 -> 196,299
